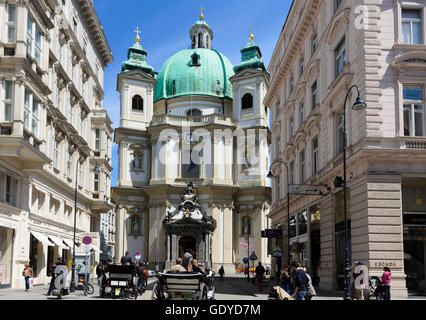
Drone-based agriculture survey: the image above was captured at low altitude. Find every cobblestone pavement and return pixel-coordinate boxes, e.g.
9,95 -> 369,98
0,275 -> 425,300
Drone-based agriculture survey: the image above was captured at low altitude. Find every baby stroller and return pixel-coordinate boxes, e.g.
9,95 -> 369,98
268,286 -> 295,300
366,276 -> 382,300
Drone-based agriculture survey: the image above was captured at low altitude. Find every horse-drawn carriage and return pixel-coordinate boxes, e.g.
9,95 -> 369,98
100,264 -> 145,299
151,271 -> 215,300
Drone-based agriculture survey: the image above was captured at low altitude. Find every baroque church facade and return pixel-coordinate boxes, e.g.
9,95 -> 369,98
112,12 -> 271,273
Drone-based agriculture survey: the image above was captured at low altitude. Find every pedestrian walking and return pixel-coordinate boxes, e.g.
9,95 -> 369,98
218,266 -> 225,282
255,262 -> 266,292
280,266 -> 291,294
380,267 -> 391,300
96,261 -> 105,285
291,262 -> 308,300
303,267 -> 316,300
46,257 -> 65,296
23,264 -> 33,292
46,262 -> 57,295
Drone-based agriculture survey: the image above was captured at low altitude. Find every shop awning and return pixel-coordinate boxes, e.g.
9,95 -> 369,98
48,235 -> 68,250
30,231 -> 54,246
0,219 -> 17,230
62,238 -> 75,249
91,244 -> 102,253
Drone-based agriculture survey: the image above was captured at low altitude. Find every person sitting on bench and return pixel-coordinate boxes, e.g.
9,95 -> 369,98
170,258 -> 186,272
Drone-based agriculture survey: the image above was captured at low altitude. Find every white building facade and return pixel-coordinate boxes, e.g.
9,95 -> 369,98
0,0 -> 113,288
267,0 -> 426,298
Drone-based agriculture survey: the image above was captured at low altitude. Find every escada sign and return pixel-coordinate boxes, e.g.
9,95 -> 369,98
374,261 -> 397,268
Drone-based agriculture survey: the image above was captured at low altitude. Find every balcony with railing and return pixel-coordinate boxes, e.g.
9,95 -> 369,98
399,137 -> 426,150
151,113 -> 234,128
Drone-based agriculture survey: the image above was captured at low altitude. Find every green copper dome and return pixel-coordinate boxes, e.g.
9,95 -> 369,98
154,48 -> 234,102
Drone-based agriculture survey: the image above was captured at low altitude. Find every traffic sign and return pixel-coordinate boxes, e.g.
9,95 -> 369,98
243,257 -> 249,264
156,249 -> 160,255
82,236 -> 92,245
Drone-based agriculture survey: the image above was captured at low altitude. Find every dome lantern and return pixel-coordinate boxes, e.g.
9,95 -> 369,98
190,8 -> 213,49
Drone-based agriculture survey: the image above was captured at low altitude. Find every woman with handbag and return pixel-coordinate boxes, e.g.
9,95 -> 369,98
23,264 -> 33,291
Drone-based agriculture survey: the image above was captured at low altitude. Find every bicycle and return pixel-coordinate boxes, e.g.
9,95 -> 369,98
78,275 -> 94,295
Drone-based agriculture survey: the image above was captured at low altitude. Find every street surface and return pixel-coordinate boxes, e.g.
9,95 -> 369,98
0,274 -> 424,300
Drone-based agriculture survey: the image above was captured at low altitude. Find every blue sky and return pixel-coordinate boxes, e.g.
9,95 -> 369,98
92,0 -> 292,186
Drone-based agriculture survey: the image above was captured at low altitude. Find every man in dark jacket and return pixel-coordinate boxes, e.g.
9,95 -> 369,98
120,251 -> 133,265
291,262 -> 308,300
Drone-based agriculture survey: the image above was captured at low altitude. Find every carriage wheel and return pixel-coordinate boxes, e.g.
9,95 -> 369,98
151,283 -> 163,300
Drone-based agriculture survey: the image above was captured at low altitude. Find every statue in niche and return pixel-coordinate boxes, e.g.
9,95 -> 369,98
132,150 -> 143,170
242,216 -> 251,236
130,215 -> 139,234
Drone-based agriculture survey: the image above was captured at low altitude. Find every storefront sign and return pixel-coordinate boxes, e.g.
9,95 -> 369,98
374,261 -> 397,268
261,229 -> 283,238
403,214 -> 426,226
289,185 -> 322,195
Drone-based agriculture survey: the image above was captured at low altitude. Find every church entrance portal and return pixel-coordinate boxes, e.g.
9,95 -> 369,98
179,236 -> 196,259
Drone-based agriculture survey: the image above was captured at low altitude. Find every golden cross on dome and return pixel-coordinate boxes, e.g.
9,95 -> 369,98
134,26 -> 141,43
249,26 -> 254,42
199,5 -> 205,20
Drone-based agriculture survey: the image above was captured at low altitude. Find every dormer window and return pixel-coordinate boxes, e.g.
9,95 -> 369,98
242,93 -> 253,110
132,95 -> 143,111
190,53 -> 201,66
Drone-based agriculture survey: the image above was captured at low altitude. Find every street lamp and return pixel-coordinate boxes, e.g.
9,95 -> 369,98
267,159 -> 291,269
70,151 -> 100,293
341,85 -> 366,300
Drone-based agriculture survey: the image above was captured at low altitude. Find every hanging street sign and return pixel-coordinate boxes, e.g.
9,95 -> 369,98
271,246 -> 283,259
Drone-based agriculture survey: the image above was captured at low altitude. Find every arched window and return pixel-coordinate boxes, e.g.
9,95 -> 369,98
206,35 -> 209,48
132,95 -> 143,111
242,216 -> 251,235
242,93 -> 253,110
192,36 -> 196,48
198,33 -> 204,48
186,109 -> 202,117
